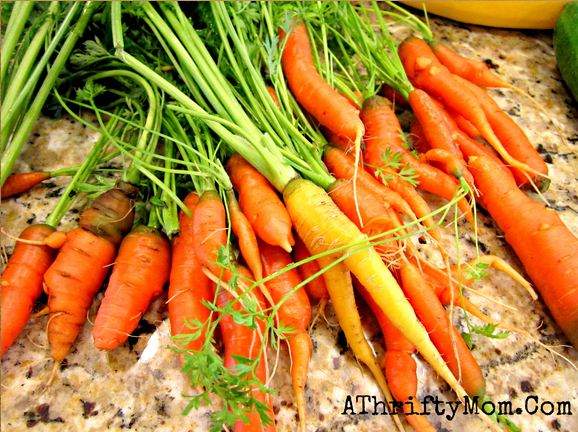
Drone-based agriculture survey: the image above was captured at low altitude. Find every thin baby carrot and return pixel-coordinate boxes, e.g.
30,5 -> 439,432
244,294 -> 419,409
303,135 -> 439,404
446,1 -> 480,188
226,189 -> 263,281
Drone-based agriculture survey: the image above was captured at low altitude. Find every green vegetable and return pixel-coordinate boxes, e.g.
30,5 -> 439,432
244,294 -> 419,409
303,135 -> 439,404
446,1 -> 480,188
554,2 -> 578,103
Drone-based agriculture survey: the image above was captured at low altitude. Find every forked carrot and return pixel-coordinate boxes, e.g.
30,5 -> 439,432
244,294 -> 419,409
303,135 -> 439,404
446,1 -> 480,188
1,171 -> 50,198
279,22 -> 364,143
44,182 -> 137,361
168,192 -> 214,354
92,225 -> 171,350
469,155 -> 578,349
258,241 -> 311,432
1,224 -> 58,356
226,189 -> 263,281
227,154 -> 295,252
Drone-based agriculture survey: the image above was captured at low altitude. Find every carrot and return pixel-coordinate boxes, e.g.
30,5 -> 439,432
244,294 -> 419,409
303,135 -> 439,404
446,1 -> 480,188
92,225 -> 170,350
398,36 -> 540,179
447,108 -> 481,139
227,154 -> 294,252
399,260 -> 486,398
168,192 -> 215,354
258,241 -> 311,432
217,265 -> 275,432
469,155 -> 578,349
360,96 -> 474,221
431,42 -> 508,88
1,224 -> 57,356
192,189 -> 228,276
456,75 -> 549,189
283,178 -> 469,401
292,235 -> 329,305
381,84 -> 410,109
323,146 -> 420,225
314,255 -> 401,427
226,189 -> 263,281
1,171 -> 50,198
279,22 -> 364,142
44,183 -> 137,361
356,281 -> 435,432
328,179 -> 407,262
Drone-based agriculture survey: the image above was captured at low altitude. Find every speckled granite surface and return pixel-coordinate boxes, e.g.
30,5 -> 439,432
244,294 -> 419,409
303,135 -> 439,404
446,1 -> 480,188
1,15 -> 577,432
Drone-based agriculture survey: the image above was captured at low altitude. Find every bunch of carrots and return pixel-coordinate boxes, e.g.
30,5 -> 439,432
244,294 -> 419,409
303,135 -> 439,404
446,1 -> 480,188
1,2 -> 577,432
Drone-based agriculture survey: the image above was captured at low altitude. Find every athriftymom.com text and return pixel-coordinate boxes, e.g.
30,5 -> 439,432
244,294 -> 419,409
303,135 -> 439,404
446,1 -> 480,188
341,394 -> 573,421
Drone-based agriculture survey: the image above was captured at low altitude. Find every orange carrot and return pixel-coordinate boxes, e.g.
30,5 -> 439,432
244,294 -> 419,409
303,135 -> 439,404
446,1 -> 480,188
1,224 -> 57,356
259,241 -> 311,432
456,76 -> 549,189
360,96 -> 474,221
217,265 -> 276,432
192,189 -> 228,276
279,22 -> 364,142
356,280 -> 435,432
328,179 -> 406,261
227,154 -> 294,252
227,189 -> 263,281
381,84 -> 410,109
431,42 -> 508,88
92,225 -> 171,350
399,36 -> 538,179
292,235 -> 329,304
44,183 -> 136,361
168,192 -> 214,354
399,260 -> 486,398
447,108 -> 481,139
469,155 -> 578,349
1,172 -> 50,198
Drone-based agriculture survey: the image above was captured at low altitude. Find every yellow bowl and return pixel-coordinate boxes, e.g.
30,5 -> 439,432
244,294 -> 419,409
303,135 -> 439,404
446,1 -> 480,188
401,1 -> 567,29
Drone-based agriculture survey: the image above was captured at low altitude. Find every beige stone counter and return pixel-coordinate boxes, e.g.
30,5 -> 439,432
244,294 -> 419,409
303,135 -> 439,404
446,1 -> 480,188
1,14 -> 577,432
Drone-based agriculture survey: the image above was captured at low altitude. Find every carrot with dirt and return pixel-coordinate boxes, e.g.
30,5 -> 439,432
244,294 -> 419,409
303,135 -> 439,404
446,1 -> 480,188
45,181 -> 137,361
258,240 -> 311,432
227,153 -> 294,253
0,119 -> 117,357
469,155 -> 578,349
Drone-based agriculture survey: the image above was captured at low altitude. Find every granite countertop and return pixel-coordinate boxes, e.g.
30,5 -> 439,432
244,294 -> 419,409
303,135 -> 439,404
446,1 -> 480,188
1,14 -> 577,432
